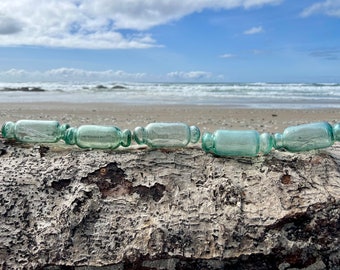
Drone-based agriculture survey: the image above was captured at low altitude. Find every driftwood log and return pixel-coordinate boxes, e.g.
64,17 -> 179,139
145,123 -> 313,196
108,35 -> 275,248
0,138 -> 339,270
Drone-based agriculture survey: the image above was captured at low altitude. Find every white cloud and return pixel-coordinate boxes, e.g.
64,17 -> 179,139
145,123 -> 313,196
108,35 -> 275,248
0,15 -> 22,35
0,68 -> 225,82
0,68 -> 146,82
301,0 -> 340,17
82,0 -> 281,30
167,71 -> 212,80
220,53 -> 235,58
0,0 -> 281,49
243,26 -> 264,35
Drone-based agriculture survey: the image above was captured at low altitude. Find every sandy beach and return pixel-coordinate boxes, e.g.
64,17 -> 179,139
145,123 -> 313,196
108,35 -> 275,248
0,102 -> 338,135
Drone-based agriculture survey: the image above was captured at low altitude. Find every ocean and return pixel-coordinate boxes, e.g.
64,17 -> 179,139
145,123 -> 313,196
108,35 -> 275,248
0,82 -> 340,109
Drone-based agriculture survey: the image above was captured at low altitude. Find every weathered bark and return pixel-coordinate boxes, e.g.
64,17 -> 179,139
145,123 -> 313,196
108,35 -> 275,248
0,138 -> 339,269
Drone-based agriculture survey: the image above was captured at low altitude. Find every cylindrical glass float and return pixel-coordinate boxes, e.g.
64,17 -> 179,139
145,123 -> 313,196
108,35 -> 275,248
274,122 -> 335,152
64,125 -> 131,149
1,120 -> 69,143
202,130 -> 273,157
133,122 -> 200,148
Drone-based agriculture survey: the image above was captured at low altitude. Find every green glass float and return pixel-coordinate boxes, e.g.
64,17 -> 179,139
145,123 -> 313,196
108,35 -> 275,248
64,125 -> 131,149
333,123 -> 340,141
1,120 -> 70,143
202,130 -> 273,157
274,121 -> 337,152
134,122 -> 200,148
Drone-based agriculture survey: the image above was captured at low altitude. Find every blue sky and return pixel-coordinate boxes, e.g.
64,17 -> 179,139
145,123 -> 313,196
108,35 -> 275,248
0,0 -> 339,83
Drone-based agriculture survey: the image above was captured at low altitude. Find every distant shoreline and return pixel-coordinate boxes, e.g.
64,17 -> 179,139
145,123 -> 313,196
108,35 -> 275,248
1,82 -> 340,109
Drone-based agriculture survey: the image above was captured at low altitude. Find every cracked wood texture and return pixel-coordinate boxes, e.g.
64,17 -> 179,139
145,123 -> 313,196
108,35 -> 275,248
0,138 -> 339,270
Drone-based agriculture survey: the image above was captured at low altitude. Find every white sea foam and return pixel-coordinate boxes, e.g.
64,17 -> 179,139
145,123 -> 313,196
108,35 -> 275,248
0,82 -> 340,108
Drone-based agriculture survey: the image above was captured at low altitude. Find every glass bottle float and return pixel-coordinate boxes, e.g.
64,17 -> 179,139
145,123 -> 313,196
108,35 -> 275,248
274,121 -> 338,152
64,125 -> 131,149
202,130 -> 273,157
1,120 -> 70,143
134,122 -> 200,148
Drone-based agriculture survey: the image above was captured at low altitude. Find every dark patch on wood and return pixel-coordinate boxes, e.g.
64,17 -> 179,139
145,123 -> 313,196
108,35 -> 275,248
51,179 -> 71,191
81,163 -> 165,201
175,254 -> 280,270
212,184 -> 242,206
72,191 -> 93,214
42,265 -> 75,270
266,211 -> 312,233
38,145 -> 49,158
72,198 -> 85,214
81,162 -> 128,198
0,139 -> 7,156
270,246 -> 321,269
236,157 -> 254,165
166,229 -> 193,255
281,249 -> 317,269
132,183 -> 166,202
280,173 -> 291,185
0,148 -> 6,156
160,148 -> 177,153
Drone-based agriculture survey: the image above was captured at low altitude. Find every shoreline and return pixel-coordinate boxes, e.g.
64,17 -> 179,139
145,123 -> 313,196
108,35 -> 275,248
0,102 -> 338,133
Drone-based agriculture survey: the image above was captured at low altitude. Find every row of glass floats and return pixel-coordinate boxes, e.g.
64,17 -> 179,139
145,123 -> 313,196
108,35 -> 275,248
1,120 -> 340,157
